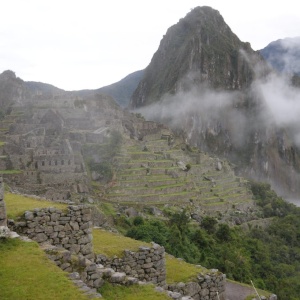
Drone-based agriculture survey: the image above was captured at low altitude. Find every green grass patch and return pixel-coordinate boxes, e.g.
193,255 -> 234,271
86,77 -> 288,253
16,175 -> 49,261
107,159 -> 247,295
111,190 -> 192,197
111,183 -> 186,192
0,238 -> 93,300
93,228 -> 150,257
5,192 -> 67,220
99,282 -> 170,300
0,141 -> 5,146
99,202 -> 116,216
166,255 -> 207,283
0,170 -> 22,175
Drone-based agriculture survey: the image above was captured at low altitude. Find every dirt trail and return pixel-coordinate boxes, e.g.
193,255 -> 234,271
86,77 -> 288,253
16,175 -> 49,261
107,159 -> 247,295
225,281 -> 256,300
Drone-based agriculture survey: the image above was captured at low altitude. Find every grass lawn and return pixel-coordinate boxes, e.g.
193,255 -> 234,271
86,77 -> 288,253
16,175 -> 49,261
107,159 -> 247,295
0,238 -> 95,300
93,228 -> 151,257
165,254 -> 207,283
5,192 -> 67,220
99,282 -> 170,300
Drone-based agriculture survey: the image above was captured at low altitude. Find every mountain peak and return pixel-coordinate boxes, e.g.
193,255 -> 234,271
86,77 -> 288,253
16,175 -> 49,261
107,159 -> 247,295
130,6 -> 258,108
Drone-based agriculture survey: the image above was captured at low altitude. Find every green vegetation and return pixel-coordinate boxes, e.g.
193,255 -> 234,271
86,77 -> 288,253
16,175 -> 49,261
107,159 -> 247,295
99,202 -> 116,216
99,282 -> 170,300
0,170 -> 22,174
5,192 -> 67,220
0,141 -> 5,146
124,184 -> 300,299
0,239 -> 93,300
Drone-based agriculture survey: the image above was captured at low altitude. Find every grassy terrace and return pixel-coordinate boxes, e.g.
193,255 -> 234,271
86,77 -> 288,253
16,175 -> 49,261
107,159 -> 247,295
100,283 -> 170,300
0,170 -> 22,175
93,228 -> 151,257
112,183 -> 188,192
107,190 -> 194,198
0,239 -> 95,300
4,195 -> 170,300
92,229 -> 207,284
5,192 -> 67,220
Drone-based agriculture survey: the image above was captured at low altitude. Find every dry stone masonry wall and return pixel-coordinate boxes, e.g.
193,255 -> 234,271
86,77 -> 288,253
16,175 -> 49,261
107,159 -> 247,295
167,270 -> 226,300
12,205 -> 93,259
96,243 -> 166,285
0,176 -> 6,226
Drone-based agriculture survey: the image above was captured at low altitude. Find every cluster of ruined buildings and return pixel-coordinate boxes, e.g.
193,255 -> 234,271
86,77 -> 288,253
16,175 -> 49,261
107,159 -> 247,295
1,95 -> 167,202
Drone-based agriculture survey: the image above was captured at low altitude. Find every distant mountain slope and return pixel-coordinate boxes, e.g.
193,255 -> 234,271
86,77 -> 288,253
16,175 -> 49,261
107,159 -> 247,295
0,70 -> 25,118
260,37 -> 300,75
74,70 -> 144,108
95,70 -> 144,107
6,70 -> 144,107
25,81 -> 65,94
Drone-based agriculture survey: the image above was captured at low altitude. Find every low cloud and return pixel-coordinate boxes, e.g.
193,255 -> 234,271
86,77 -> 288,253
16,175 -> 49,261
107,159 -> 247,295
134,52 -> 300,148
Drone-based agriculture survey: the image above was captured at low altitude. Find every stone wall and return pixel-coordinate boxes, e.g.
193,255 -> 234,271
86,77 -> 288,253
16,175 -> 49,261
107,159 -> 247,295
0,176 -> 7,226
46,243 -> 227,300
45,245 -> 140,290
96,243 -> 166,285
11,205 -> 93,259
167,270 -> 226,300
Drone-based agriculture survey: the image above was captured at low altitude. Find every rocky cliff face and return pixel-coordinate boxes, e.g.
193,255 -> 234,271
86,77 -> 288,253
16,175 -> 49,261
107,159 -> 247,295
130,6 -> 300,197
130,6 -> 268,108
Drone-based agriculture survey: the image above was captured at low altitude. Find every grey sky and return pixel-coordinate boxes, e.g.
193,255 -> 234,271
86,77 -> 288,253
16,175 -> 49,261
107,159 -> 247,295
1,0 -> 299,90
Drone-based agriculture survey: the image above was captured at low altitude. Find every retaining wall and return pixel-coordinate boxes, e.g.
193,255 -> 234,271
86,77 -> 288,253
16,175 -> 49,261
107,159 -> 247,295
96,243 -> 166,285
11,205 -> 94,259
0,176 -> 6,226
167,270 -> 226,300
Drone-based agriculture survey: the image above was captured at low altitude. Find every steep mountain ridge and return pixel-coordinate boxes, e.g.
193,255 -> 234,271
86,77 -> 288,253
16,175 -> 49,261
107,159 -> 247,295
130,6 -> 300,197
130,6 -> 267,108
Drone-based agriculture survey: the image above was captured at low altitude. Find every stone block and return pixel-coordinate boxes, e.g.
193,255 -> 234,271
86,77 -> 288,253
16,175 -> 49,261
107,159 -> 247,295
51,213 -> 60,221
24,211 -> 34,221
143,262 -> 153,269
34,233 -> 48,243
70,221 -> 79,230
93,277 -> 104,288
110,272 -> 126,283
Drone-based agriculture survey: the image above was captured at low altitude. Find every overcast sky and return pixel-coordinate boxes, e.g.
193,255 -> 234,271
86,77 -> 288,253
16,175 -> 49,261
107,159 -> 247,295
1,0 -> 300,91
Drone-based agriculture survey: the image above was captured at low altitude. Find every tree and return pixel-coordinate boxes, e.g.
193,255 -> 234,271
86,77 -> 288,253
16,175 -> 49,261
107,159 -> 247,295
200,216 -> 217,234
216,223 -> 231,242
